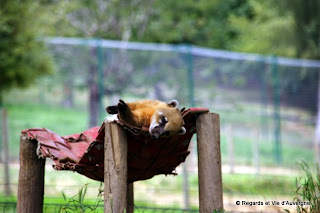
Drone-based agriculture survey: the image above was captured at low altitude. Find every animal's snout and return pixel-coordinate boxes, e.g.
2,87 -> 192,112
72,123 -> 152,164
151,126 -> 161,139
152,134 -> 159,139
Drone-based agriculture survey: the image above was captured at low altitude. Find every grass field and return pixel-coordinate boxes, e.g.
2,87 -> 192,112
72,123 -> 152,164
0,96 -> 314,211
0,164 -> 299,210
3,103 -> 88,158
1,102 -> 315,169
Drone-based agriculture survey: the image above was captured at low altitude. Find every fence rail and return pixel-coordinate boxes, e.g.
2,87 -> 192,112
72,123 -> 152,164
1,36 -> 320,210
45,37 -> 320,68
2,36 -> 319,166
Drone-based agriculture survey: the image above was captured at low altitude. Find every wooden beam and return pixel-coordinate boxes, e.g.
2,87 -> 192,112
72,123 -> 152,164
17,134 -> 45,213
196,113 -> 223,212
126,183 -> 134,213
104,122 -> 128,213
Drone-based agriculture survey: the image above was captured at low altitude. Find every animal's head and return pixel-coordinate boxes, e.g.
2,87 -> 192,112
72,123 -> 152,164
149,100 -> 186,139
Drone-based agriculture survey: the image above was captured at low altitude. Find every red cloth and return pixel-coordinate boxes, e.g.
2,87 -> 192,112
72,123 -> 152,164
21,108 -> 209,182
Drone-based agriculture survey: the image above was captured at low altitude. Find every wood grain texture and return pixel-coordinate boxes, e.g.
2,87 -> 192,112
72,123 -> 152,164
17,134 -> 45,213
104,122 -> 128,213
196,113 -> 223,212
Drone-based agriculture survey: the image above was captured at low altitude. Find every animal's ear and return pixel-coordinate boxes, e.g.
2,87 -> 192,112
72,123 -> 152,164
177,127 -> 186,135
168,100 -> 179,109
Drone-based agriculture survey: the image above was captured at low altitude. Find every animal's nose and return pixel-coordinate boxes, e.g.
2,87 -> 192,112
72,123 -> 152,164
152,133 -> 160,139
151,126 -> 161,139
152,126 -> 160,132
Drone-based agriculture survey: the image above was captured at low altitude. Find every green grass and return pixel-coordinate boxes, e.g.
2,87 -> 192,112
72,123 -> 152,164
3,103 -> 89,157
0,100 -> 314,211
0,162 -> 298,209
289,162 -> 320,213
222,173 -> 296,196
220,135 -> 314,168
141,172 -> 297,197
3,102 -> 314,169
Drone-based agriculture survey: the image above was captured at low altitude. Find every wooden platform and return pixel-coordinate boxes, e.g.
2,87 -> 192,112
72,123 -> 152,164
21,107 -> 209,183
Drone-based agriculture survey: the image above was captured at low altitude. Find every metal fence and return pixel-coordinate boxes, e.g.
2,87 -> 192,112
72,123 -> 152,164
1,37 -> 320,210
40,37 -> 320,167
3,37 -> 320,167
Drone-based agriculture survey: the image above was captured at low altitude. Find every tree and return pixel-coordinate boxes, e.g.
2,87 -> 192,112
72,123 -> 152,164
140,0 -> 252,49
0,0 -> 54,196
0,0 -> 53,104
64,0 -> 155,127
286,0 -> 320,59
229,0 -> 295,56
284,0 -> 320,164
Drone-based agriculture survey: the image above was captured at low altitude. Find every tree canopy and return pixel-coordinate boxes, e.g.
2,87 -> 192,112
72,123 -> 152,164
2,0 -> 319,109
285,0 -> 320,59
0,0 -> 53,101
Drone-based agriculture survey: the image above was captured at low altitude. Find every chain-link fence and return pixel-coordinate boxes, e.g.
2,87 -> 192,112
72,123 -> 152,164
2,37 -> 320,210
41,37 -> 320,167
4,37 -> 320,166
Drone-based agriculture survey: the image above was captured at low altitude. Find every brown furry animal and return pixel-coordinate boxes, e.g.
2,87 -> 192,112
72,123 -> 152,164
107,99 -> 186,139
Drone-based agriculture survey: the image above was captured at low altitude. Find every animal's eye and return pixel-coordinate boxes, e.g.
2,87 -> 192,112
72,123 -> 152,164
161,116 -> 168,124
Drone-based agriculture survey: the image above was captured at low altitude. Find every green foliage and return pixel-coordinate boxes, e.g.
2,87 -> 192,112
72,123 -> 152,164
229,0 -> 295,56
213,210 -> 225,213
288,162 -> 320,213
65,0 -> 155,39
285,0 -> 320,59
0,1 -> 53,94
59,183 -> 104,213
33,0 -> 79,37
141,0 -> 252,49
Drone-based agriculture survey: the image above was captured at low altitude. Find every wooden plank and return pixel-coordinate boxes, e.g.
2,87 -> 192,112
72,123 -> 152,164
126,183 -> 134,213
17,134 -> 45,213
104,122 -> 128,213
196,113 -> 223,212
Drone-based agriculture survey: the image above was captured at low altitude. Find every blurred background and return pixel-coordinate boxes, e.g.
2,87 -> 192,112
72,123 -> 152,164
1,0 -> 320,212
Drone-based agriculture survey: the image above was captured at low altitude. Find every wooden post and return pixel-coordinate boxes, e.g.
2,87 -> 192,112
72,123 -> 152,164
196,113 -> 223,212
2,109 -> 11,195
17,134 -> 46,213
182,163 -> 190,210
226,124 -> 234,174
126,183 -> 134,213
253,129 -> 260,175
104,122 -> 130,213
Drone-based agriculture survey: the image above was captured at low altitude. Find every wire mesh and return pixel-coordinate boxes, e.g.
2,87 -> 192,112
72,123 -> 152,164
42,37 -> 320,167
2,37 -> 320,210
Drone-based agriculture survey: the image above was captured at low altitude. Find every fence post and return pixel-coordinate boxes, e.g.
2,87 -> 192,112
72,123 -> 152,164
271,56 -> 282,164
226,124 -> 234,174
253,129 -> 260,175
17,134 -> 45,213
2,109 -> 11,195
97,40 -> 105,123
196,113 -> 223,212
104,121 -> 130,213
126,183 -> 134,213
